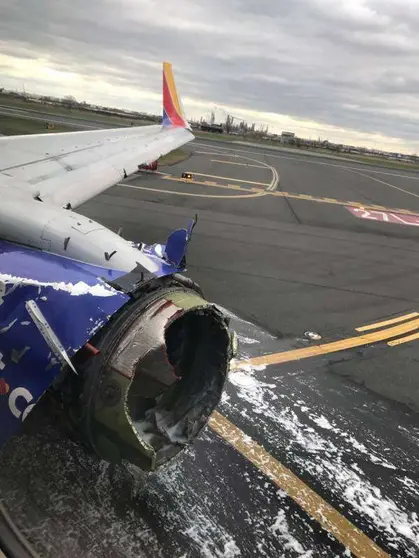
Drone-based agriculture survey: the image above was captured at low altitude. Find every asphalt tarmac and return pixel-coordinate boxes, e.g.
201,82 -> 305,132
0,104 -> 128,129
1,139 -> 419,557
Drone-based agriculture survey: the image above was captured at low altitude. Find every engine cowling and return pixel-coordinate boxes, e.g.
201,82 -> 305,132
60,277 -> 233,471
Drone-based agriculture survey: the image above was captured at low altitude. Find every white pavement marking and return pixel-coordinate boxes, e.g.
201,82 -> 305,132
210,159 -> 267,169
268,165 -> 279,191
136,170 -> 169,176
152,147 -> 279,195
349,169 -> 419,200
348,207 -> 419,227
195,151 -> 228,156
197,148 -> 279,192
194,141 -> 419,181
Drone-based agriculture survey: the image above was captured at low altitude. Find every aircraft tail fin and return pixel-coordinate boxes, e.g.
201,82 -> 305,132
162,62 -> 189,129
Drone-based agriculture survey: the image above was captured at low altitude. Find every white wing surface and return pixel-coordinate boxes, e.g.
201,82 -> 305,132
0,62 -> 193,208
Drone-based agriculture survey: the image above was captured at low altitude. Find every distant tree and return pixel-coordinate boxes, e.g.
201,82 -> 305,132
62,94 -> 77,108
225,114 -> 233,134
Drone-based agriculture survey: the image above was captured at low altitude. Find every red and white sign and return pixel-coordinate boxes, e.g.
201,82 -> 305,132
347,207 -> 419,227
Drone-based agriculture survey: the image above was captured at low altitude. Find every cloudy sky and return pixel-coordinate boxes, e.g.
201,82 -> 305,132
1,0 -> 419,151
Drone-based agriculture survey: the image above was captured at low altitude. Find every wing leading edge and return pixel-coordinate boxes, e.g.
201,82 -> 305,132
0,62 -> 194,208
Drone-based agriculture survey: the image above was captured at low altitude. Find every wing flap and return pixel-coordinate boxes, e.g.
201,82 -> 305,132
0,125 -> 193,208
40,127 -> 192,208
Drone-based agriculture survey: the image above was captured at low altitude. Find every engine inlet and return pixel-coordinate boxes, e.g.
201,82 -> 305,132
66,285 -> 233,471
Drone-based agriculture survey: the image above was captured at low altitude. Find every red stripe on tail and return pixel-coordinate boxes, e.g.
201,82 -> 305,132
163,73 -> 186,128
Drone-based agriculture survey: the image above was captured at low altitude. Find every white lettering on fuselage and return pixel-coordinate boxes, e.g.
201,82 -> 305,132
8,387 -> 33,419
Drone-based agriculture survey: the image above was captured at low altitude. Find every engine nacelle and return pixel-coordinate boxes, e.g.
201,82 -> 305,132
0,196 -> 164,273
0,203 -> 232,471
59,277 -> 233,471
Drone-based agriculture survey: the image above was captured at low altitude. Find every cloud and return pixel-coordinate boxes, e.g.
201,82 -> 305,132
1,0 -> 419,151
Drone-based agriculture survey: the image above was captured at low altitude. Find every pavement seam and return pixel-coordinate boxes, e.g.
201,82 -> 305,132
189,262 -> 418,303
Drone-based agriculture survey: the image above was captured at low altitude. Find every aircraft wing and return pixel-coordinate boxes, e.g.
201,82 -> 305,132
0,62 -> 194,209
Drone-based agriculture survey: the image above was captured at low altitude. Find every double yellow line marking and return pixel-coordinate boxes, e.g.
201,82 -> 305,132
234,313 -> 419,369
119,182 -> 267,200
122,172 -> 399,555
188,171 -> 270,187
271,190 -> 419,216
221,311 -> 419,555
130,165 -> 410,555
162,173 -> 419,217
357,312 -> 419,347
163,175 -> 257,191
356,312 -> 419,332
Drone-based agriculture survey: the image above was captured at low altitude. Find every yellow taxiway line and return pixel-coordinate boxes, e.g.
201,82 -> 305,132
213,311 -> 419,554
270,190 -> 419,214
233,316 -> 419,369
162,175 -> 251,191
356,312 -> 419,332
120,169 -> 399,554
126,159 -> 413,554
155,174 -> 419,217
209,412 -> 389,558
188,171 -> 270,186
118,183 -> 268,200
388,330 -> 419,346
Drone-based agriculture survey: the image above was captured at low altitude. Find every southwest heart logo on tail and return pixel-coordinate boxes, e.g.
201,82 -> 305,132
162,62 -> 189,129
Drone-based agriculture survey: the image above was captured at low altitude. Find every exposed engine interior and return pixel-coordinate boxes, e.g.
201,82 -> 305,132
129,305 -> 230,464
59,277 -> 233,471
